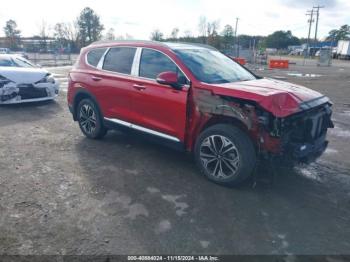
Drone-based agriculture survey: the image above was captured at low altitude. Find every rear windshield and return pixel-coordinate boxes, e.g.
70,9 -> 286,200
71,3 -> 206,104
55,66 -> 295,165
174,49 -> 256,84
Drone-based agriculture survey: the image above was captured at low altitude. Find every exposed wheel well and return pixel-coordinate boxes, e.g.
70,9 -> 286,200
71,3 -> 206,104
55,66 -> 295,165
202,115 -> 249,134
191,115 -> 253,152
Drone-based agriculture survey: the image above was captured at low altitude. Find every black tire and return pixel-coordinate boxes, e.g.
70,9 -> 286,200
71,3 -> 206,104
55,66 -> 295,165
77,98 -> 107,139
194,124 -> 256,186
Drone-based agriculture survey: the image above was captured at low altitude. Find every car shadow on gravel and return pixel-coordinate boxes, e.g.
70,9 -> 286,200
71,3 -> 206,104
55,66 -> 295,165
0,99 -> 63,127
73,128 -> 349,197
71,130 -> 350,254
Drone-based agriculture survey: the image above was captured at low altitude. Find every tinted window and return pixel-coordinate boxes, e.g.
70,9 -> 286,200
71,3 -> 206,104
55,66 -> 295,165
87,48 -> 107,67
174,49 -> 256,84
0,58 -> 14,67
103,47 -> 136,74
139,49 -> 179,79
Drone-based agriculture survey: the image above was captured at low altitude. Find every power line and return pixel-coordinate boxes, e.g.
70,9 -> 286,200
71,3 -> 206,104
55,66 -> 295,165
234,17 -> 239,57
313,5 -> 325,44
305,9 -> 314,59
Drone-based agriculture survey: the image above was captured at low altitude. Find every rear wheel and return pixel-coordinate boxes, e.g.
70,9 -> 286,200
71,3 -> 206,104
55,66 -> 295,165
194,124 -> 256,186
77,98 -> 107,139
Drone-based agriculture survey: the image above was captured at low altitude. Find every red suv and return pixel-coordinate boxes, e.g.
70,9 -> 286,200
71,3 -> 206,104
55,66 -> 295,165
68,41 -> 333,186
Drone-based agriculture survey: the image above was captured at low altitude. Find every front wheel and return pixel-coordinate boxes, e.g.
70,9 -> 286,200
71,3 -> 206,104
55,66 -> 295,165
77,98 -> 107,139
194,124 -> 256,186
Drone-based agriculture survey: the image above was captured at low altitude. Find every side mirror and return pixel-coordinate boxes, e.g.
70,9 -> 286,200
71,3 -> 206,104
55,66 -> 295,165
156,71 -> 182,90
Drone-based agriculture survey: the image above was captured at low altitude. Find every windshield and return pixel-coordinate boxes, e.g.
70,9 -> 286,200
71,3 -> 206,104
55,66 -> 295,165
12,57 -> 36,68
174,49 -> 256,84
0,56 -> 36,68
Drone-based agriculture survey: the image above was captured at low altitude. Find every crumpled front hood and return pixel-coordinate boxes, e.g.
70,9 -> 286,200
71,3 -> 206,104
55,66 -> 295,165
209,78 -> 328,117
0,67 -> 49,84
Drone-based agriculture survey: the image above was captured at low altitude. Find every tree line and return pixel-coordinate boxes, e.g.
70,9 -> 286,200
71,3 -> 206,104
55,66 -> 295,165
2,7 -> 105,52
2,7 -> 350,53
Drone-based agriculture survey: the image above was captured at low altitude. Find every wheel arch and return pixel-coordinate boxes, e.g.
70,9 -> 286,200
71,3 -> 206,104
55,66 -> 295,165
188,114 -> 254,152
72,89 -> 102,121
201,115 -> 250,134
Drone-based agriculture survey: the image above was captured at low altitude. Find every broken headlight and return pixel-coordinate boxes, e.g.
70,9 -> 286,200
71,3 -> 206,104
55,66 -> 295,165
35,74 -> 55,84
0,75 -> 14,87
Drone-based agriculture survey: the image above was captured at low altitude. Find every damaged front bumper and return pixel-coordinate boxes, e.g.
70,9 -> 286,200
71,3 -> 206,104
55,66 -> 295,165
288,134 -> 328,162
260,102 -> 334,162
0,82 -> 59,104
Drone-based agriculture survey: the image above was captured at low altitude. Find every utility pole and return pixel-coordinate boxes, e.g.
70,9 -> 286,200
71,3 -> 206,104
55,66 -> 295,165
313,5 -> 324,45
305,9 -> 314,60
234,17 -> 239,57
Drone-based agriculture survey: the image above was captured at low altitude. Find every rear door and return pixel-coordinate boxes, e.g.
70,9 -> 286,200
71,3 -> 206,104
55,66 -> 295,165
131,48 -> 189,142
94,47 -> 137,122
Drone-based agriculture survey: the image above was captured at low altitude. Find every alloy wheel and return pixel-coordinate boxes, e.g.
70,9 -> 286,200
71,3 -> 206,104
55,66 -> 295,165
79,104 -> 97,135
199,135 -> 240,179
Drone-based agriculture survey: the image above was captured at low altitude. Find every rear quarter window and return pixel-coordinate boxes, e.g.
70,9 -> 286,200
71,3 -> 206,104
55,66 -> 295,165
86,48 -> 107,67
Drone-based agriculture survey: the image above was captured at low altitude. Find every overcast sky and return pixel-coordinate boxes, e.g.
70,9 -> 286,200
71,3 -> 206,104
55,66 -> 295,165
0,0 -> 349,40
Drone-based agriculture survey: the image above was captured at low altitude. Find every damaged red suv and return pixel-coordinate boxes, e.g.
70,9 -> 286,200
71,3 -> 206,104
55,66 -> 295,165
68,41 -> 333,186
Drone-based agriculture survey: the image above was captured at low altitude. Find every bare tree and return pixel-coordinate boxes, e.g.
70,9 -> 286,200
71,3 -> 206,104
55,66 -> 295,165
207,20 -> 220,36
198,16 -> 207,37
207,20 -> 220,48
125,33 -> 133,40
53,22 -> 80,52
150,29 -> 163,41
38,20 -> 49,51
104,28 -> 115,40
170,28 -> 179,39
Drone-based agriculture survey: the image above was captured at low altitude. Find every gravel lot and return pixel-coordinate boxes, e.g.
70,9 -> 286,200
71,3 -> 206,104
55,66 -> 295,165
0,60 -> 350,255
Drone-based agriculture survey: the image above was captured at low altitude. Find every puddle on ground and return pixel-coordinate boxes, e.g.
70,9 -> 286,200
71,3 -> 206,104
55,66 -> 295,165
324,148 -> 338,155
340,110 -> 350,117
330,126 -> 350,138
295,164 -> 322,182
287,72 -> 322,78
271,76 -> 288,80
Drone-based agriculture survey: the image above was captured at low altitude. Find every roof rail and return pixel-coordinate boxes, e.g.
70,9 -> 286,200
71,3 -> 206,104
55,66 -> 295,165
89,40 -> 166,46
88,40 -> 218,51
171,42 -> 218,51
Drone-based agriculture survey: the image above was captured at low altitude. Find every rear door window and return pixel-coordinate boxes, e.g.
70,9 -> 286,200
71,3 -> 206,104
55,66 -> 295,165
86,48 -> 107,67
102,47 -> 136,74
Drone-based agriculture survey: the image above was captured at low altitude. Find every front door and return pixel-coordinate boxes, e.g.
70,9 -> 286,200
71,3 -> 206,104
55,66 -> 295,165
131,48 -> 189,142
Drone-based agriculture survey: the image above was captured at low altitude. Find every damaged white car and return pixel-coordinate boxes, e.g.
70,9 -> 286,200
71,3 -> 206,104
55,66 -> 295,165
0,54 -> 59,104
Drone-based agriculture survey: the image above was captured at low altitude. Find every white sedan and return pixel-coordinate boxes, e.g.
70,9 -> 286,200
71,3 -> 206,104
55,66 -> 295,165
0,54 -> 59,104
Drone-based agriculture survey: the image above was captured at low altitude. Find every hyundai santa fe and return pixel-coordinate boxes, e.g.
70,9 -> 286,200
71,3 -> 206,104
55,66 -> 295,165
67,40 -> 333,186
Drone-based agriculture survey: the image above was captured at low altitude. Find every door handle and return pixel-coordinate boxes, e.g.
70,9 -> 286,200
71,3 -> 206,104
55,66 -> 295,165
91,76 -> 102,81
133,84 -> 146,91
